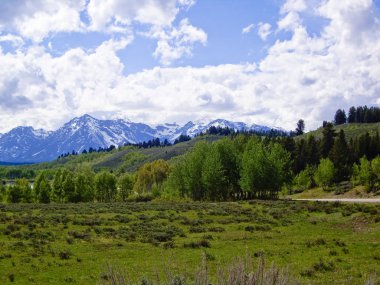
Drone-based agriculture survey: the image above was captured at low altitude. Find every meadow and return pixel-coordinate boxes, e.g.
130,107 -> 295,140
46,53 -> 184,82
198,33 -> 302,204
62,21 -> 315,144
0,201 -> 379,284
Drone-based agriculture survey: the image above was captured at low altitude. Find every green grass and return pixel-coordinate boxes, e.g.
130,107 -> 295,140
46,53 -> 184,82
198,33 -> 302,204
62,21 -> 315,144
298,123 -> 380,141
0,201 -> 379,284
287,185 -> 380,199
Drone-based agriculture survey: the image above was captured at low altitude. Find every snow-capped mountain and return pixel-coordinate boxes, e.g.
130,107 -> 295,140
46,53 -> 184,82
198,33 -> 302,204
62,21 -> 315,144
0,115 -> 282,163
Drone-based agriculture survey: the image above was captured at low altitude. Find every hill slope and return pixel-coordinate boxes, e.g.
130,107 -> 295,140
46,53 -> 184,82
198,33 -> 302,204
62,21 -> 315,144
299,123 -> 380,141
0,115 -> 278,163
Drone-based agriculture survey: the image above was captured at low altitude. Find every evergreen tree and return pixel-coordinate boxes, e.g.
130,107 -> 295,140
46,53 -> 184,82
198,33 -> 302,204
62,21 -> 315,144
320,122 -> 336,158
294,139 -> 307,173
295,119 -> 305,136
305,135 -> 319,166
347,106 -> 356,123
334,109 -> 347,125
329,130 -> 351,181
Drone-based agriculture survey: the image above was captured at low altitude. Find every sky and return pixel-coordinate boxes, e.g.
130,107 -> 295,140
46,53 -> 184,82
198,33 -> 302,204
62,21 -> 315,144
0,0 -> 380,132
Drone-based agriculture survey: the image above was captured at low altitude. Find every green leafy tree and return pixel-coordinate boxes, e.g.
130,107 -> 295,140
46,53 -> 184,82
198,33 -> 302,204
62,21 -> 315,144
201,145 -> 226,201
239,138 -> 265,199
352,157 -> 375,189
52,169 -> 65,202
240,138 -> 290,199
182,141 -> 209,200
118,173 -> 134,201
7,184 -> 23,203
95,171 -> 117,202
314,158 -> 335,190
214,138 -> 240,200
372,156 -> 380,180
75,167 -> 95,202
62,172 -> 76,202
293,165 -> 315,192
17,178 -> 33,203
0,180 -> 5,202
34,172 -> 52,203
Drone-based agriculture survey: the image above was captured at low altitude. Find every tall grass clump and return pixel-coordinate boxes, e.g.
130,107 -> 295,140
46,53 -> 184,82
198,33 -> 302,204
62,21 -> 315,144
99,254 -> 298,285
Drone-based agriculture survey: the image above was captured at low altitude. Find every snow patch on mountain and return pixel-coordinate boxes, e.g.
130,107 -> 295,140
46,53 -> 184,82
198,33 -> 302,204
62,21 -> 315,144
0,114 -> 284,163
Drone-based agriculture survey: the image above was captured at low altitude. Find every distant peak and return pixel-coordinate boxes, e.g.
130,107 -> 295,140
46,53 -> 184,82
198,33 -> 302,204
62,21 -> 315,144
77,114 -> 97,120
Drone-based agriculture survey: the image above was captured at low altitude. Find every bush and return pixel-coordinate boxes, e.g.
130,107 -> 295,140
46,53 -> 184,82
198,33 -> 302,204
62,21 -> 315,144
183,239 -> 211,249
59,250 -> 72,260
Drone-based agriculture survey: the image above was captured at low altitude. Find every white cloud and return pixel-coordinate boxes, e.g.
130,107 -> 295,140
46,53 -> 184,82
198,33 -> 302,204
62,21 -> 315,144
147,18 -> 207,65
277,0 -> 308,32
0,33 -> 24,47
281,0 -> 307,14
0,0 -> 86,42
0,0 -> 379,133
87,0 -> 194,32
257,22 -> 272,41
242,24 -> 255,34
0,36 -> 132,131
0,0 -> 205,65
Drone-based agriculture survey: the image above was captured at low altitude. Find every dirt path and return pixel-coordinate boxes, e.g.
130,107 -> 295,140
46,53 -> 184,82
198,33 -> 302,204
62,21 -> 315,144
293,198 -> 380,203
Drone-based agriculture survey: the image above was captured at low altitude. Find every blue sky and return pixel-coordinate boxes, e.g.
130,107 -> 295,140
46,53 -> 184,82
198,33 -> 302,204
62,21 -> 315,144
0,0 -> 379,132
39,0 -> 283,73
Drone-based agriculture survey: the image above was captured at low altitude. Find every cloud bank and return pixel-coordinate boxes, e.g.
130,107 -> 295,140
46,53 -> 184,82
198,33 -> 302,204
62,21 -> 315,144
0,0 -> 379,132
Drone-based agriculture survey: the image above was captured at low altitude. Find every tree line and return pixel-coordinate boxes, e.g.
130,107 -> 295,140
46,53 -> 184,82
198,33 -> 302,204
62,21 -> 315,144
1,125 -> 380,203
334,105 -> 380,125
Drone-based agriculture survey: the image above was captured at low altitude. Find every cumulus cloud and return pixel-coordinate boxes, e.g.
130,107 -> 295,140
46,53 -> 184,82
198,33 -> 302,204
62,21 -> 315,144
87,0 -> 194,31
0,0 -> 86,42
146,18 -> 207,65
0,0 -> 205,65
0,0 -> 379,133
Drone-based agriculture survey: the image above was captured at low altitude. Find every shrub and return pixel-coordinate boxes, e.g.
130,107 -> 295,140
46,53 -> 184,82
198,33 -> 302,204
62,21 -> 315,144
59,250 -> 72,260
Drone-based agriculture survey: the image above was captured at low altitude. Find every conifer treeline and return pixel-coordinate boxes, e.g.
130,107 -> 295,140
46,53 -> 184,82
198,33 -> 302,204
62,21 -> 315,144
278,123 -> 380,179
334,105 -> 380,125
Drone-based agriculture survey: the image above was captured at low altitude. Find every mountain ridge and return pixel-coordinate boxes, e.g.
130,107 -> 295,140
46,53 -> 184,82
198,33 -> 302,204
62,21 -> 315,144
0,114 -> 283,163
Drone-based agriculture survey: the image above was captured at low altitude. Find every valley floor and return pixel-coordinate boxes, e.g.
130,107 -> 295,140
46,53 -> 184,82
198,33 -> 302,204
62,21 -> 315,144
0,201 -> 379,284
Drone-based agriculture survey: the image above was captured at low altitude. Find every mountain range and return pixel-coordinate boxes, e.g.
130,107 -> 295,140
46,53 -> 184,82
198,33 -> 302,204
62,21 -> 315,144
0,114 -> 281,163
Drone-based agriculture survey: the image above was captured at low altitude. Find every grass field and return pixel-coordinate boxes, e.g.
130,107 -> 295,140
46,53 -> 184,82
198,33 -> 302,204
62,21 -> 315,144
0,201 -> 379,284
287,186 -> 380,199
299,123 -> 380,141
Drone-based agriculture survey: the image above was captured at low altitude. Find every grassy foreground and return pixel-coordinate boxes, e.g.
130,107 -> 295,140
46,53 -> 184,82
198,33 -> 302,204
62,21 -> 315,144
0,201 -> 379,284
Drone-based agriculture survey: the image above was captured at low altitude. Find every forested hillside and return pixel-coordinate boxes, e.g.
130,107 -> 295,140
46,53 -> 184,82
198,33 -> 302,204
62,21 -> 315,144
1,106 -> 380,204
